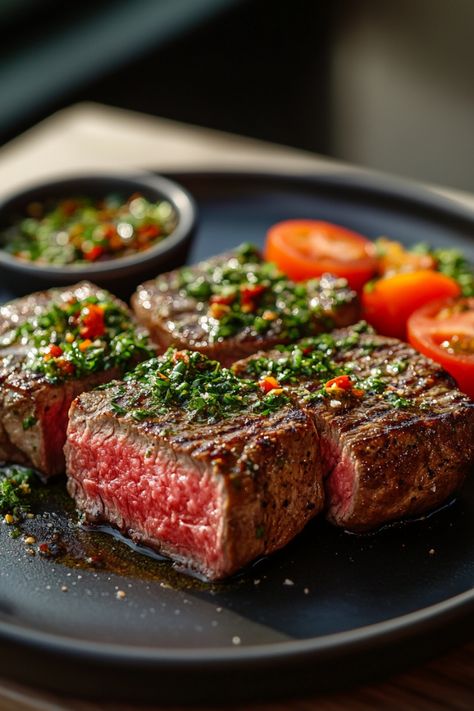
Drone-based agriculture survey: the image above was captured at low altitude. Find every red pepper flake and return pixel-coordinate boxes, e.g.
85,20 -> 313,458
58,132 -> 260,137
60,199 -> 79,216
83,245 -> 104,262
79,339 -> 93,352
45,344 -> 63,359
324,375 -> 353,392
258,376 -> 282,394
173,351 -> 190,365
103,224 -> 117,240
240,284 -> 266,307
138,223 -> 160,241
209,302 -> 231,319
56,358 -> 75,376
38,542 -> 50,556
210,293 -> 236,306
80,304 -> 106,339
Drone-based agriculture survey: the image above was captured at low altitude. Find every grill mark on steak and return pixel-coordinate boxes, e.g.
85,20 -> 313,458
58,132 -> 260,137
0,282 -> 151,477
233,327 -> 474,531
132,247 -> 360,366
65,369 -> 324,580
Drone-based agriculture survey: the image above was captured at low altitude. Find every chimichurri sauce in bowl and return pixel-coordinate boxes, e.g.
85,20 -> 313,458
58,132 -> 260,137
3,193 -> 177,265
0,172 -> 196,297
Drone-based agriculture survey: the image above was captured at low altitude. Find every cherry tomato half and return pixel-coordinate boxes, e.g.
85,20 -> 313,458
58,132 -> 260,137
407,296 -> 474,398
362,270 -> 461,341
264,220 -> 378,291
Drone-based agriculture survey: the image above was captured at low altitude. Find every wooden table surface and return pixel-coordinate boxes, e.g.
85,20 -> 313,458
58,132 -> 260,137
0,103 -> 472,709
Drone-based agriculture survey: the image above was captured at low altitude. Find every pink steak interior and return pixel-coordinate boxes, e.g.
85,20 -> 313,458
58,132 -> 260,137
319,430 -> 356,521
68,429 -> 225,575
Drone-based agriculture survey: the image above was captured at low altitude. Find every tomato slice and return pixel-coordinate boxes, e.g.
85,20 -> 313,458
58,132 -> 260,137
362,270 -> 461,341
407,296 -> 474,398
264,220 -> 377,290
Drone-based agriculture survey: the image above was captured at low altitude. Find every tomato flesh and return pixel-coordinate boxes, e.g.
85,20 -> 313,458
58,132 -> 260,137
362,270 -> 461,341
265,220 -> 377,291
407,296 -> 474,399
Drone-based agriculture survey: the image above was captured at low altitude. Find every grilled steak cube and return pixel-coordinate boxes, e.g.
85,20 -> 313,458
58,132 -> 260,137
233,323 -> 474,531
0,282 -> 152,477
65,350 -> 324,580
132,244 -> 360,367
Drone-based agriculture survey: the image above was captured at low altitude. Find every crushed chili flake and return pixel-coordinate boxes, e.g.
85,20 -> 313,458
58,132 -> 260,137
83,245 -> 104,262
210,293 -> 236,306
324,375 -> 353,391
258,376 -> 282,393
45,344 -> 63,359
79,339 -> 93,352
240,284 -> 266,305
173,351 -> 190,364
209,302 -> 231,319
80,304 -> 105,339
56,359 -> 75,376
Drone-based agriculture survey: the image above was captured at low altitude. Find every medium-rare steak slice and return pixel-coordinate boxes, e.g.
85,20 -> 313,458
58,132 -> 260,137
233,323 -> 474,531
65,349 -> 323,580
0,282 -> 152,477
132,243 -> 360,367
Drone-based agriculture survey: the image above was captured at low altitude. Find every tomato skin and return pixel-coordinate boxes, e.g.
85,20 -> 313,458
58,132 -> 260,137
407,296 -> 474,399
264,220 -> 377,291
362,270 -> 461,341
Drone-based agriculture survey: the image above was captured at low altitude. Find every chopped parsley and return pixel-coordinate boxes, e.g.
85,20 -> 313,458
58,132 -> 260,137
0,466 -> 36,517
235,322 -> 412,409
173,243 -> 354,342
109,349 -> 290,424
22,415 -> 37,430
238,322 -> 374,385
3,193 -> 177,265
1,293 -> 153,383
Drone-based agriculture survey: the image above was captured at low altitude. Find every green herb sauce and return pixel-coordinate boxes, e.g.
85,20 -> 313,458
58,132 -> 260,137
175,243 -> 354,343
237,322 -> 412,409
0,466 -> 36,517
1,294 -> 152,383
109,349 -> 290,424
3,194 -> 177,265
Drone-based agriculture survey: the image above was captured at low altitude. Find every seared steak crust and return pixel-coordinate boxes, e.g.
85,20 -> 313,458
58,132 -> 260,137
233,328 -> 474,531
65,376 -> 323,580
132,247 -> 360,366
0,282 -> 150,476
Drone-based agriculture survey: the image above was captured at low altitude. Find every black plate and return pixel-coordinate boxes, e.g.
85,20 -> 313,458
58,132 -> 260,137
0,171 -> 473,705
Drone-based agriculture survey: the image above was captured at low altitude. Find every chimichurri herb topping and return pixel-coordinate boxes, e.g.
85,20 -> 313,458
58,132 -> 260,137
0,466 -> 36,520
111,349 -> 290,424
237,323 -> 412,409
22,415 -> 37,430
3,294 -> 152,383
3,193 -> 177,265
174,243 -> 354,342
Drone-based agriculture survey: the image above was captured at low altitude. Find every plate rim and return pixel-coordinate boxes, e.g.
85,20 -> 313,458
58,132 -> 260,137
160,167 -> 474,228
0,587 -> 472,666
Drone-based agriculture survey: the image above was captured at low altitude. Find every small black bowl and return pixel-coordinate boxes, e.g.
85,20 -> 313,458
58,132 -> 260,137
0,172 -> 197,298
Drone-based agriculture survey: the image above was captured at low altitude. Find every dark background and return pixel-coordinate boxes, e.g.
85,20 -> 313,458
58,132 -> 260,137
1,0 -> 473,191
